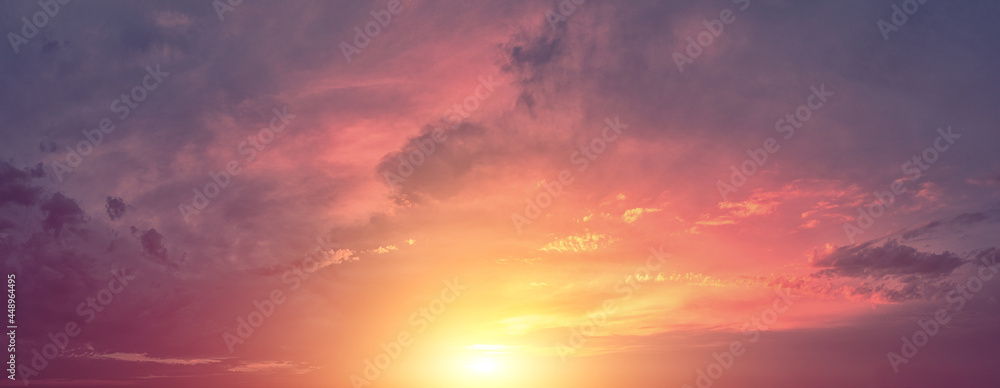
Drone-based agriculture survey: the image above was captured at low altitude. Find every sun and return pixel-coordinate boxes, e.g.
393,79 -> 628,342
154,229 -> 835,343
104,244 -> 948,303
464,357 -> 501,374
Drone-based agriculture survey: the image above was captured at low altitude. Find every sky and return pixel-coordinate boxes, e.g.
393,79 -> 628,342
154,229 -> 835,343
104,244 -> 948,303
1,0 -> 999,387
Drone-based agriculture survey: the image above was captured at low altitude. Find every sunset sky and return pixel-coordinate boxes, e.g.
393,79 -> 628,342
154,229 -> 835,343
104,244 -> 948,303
2,0 -> 999,387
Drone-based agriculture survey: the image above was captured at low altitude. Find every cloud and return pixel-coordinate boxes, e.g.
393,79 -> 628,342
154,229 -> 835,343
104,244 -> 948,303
86,352 -> 222,365
900,209 -> 1000,241
227,361 -> 319,374
133,227 -> 171,266
105,196 -> 127,221
813,240 -> 965,279
0,161 -> 44,207
966,171 -> 1000,187
372,244 -> 398,254
40,192 -> 88,237
719,195 -> 779,218
540,232 -> 616,253
621,207 -> 661,224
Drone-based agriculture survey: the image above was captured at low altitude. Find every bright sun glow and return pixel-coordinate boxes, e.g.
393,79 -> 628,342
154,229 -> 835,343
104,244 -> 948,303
464,357 -> 501,374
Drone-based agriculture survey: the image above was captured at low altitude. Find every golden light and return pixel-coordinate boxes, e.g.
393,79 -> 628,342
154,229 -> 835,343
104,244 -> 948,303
387,339 -> 561,388
464,357 -> 501,374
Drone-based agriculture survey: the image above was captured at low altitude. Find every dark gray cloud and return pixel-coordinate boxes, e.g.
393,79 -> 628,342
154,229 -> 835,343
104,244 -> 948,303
814,239 -> 965,279
801,208 -> 1000,302
39,192 -> 87,237
105,196 -> 126,221
132,227 -> 170,266
901,209 -> 1000,240
0,161 -> 44,207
